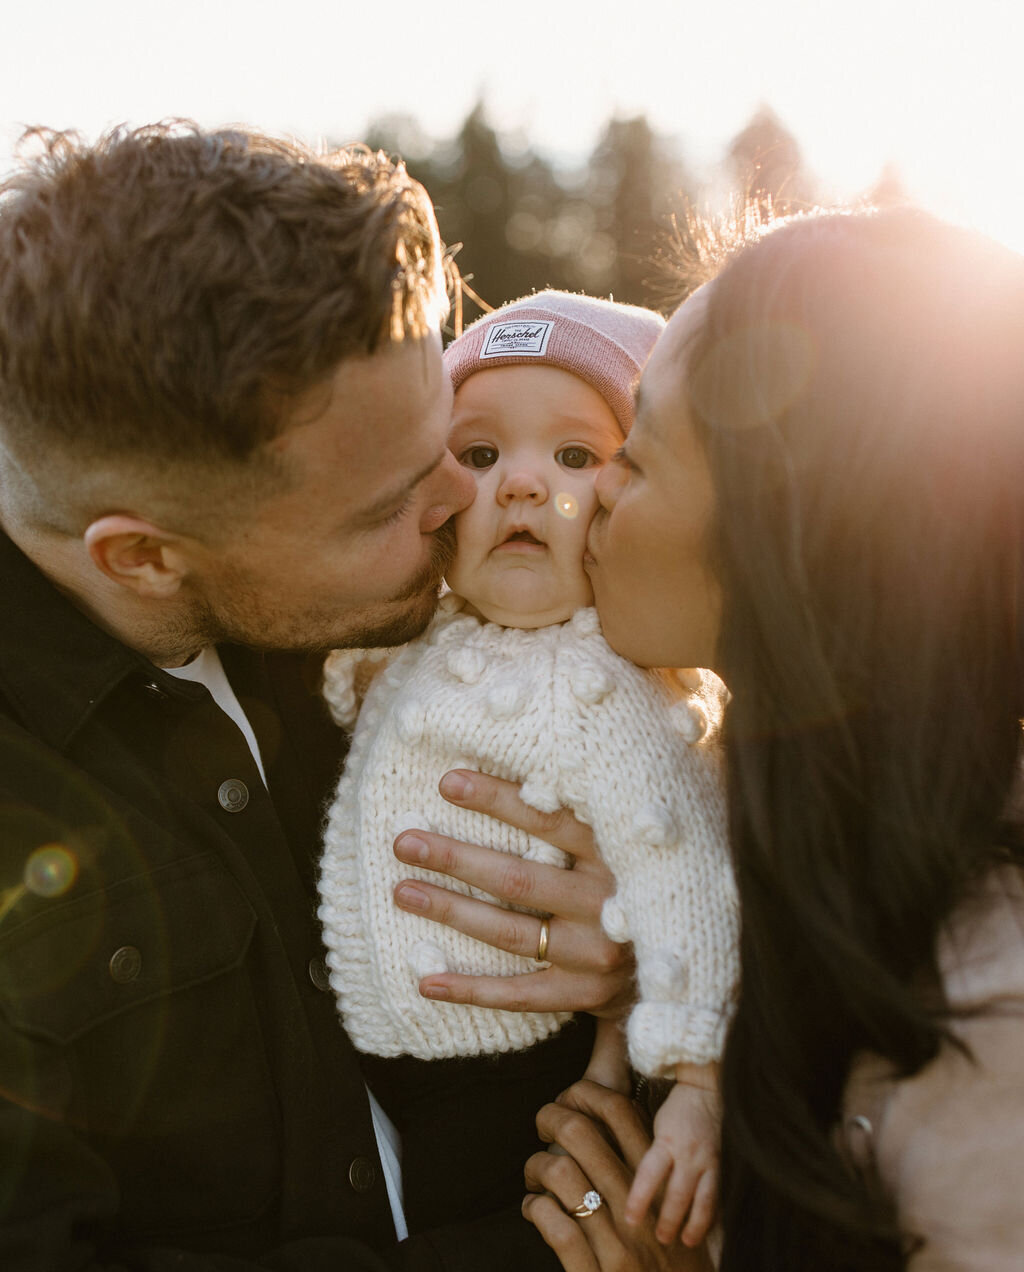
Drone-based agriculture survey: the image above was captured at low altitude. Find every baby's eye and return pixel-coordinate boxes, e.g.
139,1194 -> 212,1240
557,446 -> 595,470
460,445 -> 499,469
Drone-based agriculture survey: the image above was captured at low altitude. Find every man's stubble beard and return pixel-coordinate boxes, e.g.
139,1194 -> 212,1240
348,516 -> 457,649
189,517 -> 458,656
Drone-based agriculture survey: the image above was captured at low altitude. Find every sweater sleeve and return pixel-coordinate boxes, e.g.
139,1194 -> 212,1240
550,616 -> 739,1078
322,599 -> 466,729
322,647 -> 397,729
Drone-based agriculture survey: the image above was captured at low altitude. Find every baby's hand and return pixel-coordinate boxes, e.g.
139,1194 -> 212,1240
624,1065 -> 720,1247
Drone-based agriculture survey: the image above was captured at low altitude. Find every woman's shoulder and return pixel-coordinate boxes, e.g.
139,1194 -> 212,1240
844,863 -> 1024,1269
939,861 -> 1024,1011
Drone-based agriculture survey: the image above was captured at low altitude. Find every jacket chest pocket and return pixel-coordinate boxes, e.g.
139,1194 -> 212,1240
0,853 -> 255,1041
0,852 -> 283,1236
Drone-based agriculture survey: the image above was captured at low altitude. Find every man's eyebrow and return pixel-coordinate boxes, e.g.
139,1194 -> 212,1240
357,451 -> 447,520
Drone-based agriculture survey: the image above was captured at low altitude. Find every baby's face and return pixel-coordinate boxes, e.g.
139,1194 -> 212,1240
446,364 -> 623,628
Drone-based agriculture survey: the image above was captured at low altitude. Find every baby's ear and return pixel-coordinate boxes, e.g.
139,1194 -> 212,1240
83,515 -> 188,599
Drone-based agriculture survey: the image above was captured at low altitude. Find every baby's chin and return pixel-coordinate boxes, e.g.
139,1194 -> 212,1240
460,586 -> 595,629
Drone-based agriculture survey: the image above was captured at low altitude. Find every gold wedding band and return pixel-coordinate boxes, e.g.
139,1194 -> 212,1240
535,917 -> 550,962
571,1189 -> 603,1218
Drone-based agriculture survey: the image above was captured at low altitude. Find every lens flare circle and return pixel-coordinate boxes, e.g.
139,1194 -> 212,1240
24,843 -> 78,898
555,492 -> 579,519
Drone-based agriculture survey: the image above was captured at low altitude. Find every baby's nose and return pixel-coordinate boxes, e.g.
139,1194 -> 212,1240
497,466 -> 548,504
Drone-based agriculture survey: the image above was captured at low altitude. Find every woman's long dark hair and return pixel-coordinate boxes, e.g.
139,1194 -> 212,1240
688,209 -> 1024,1269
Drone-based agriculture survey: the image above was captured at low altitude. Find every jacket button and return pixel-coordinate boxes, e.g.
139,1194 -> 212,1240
308,957 -> 331,992
109,946 -> 143,983
217,779 -> 249,812
348,1156 -> 377,1193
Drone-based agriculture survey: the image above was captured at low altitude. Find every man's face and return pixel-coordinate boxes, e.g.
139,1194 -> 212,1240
189,333 -> 476,652
445,364 -> 623,628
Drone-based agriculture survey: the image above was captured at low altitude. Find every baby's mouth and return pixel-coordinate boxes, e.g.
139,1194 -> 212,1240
501,529 -> 544,546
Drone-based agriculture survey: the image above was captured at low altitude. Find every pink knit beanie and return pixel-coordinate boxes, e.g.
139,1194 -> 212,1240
444,290 -> 666,433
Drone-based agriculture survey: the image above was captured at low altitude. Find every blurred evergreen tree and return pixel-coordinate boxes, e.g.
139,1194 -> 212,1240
368,102 -> 569,318
584,115 -> 693,305
363,104 -> 696,318
364,113 -> 434,167
727,106 -> 816,214
433,103 -> 518,305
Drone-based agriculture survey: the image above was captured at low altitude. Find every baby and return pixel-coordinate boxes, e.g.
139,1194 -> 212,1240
318,292 -> 738,1244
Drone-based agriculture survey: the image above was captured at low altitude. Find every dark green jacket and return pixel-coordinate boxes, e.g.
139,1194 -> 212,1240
0,530 -> 577,1271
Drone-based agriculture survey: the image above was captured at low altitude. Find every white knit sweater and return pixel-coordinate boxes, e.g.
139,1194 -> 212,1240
317,600 -> 738,1077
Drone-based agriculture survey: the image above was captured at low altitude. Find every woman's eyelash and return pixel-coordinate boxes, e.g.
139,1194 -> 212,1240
612,446 -> 639,471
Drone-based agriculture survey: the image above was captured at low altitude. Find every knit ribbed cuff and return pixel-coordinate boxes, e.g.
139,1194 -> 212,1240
627,1001 -> 730,1078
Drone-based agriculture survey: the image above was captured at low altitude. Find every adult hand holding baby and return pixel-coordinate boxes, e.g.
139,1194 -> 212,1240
522,1080 -> 715,1271
393,768 -> 635,1019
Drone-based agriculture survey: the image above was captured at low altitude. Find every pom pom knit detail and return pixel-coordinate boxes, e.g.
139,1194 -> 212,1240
519,778 -> 561,814
446,647 -> 487,684
601,896 -> 631,943
644,952 -> 689,999
396,700 -> 426,744
669,697 -> 709,744
633,802 -> 677,849
569,666 -> 615,705
408,941 -> 448,977
487,681 -> 525,719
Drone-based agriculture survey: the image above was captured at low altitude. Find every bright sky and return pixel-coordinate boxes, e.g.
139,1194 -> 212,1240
2,0 -> 1022,253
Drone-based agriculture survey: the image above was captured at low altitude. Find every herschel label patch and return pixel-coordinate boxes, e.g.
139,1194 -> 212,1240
480,319 -> 555,358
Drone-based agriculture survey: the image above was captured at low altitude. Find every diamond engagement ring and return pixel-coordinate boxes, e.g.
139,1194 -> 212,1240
571,1189 -> 603,1218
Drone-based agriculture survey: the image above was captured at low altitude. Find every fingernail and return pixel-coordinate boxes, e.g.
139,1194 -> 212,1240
395,883 -> 429,911
439,771 -> 471,801
420,982 -> 450,1000
394,834 -> 428,863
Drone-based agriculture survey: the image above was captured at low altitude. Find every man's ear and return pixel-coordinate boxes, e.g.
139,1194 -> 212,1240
83,515 -> 190,599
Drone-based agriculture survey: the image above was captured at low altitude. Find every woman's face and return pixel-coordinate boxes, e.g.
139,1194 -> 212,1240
585,287 -> 721,670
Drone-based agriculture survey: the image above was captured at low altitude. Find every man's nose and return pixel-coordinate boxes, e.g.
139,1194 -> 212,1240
420,450 -> 476,533
497,465 -> 548,505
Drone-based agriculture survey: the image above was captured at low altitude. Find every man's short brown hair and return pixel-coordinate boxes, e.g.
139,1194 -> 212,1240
0,121 -> 448,501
